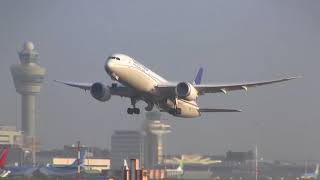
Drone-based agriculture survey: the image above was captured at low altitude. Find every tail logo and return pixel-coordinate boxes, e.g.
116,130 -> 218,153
70,150 -> 87,167
194,67 -> 204,85
0,147 -> 9,169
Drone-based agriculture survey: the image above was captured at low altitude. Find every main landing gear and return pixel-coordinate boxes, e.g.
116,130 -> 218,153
127,98 -> 140,115
127,108 -> 140,114
145,101 -> 154,111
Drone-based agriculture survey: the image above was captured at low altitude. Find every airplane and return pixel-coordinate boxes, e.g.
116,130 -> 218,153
0,147 -> 38,178
301,164 -> 319,180
166,161 -> 184,178
0,147 -> 10,178
55,53 -> 298,118
5,165 -> 39,178
38,149 -> 87,177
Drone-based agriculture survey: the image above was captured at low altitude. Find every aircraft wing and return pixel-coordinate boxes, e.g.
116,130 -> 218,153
54,80 -> 138,98
156,76 -> 299,96
0,170 -> 10,178
54,80 -> 92,90
194,77 -> 299,94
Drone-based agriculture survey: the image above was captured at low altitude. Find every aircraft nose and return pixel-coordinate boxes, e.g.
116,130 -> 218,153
105,59 -> 114,72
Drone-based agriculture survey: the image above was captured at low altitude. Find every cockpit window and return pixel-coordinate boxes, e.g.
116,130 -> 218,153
109,56 -> 120,61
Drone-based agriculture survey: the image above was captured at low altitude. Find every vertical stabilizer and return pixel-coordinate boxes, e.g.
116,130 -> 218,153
315,164 -> 319,175
0,147 -> 9,168
193,67 -> 204,85
70,150 -> 87,167
177,161 -> 184,172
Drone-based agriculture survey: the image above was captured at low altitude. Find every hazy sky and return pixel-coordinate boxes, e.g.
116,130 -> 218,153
0,0 -> 319,161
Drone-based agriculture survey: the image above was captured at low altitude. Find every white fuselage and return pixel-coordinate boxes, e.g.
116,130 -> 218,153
104,54 -> 200,118
105,54 -> 167,92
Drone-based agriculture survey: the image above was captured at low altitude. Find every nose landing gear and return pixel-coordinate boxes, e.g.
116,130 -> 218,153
127,98 -> 140,115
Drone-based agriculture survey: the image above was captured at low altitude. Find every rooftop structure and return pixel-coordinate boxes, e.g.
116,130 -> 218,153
111,130 -> 144,171
0,125 -> 23,147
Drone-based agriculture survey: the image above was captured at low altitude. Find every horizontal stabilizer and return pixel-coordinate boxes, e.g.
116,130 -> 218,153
199,108 -> 242,112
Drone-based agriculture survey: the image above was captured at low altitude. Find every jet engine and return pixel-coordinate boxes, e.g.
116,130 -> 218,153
90,82 -> 111,102
175,82 -> 198,101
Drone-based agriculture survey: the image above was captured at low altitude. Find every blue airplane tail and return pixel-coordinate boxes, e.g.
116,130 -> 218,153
193,67 -> 203,85
70,150 -> 86,167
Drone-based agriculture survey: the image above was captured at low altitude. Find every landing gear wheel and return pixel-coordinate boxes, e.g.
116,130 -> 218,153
145,101 -> 154,111
127,108 -> 134,114
133,108 -> 140,114
128,98 -> 141,115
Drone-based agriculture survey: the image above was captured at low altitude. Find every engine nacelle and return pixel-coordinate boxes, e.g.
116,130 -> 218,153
175,82 -> 198,101
90,82 -> 111,102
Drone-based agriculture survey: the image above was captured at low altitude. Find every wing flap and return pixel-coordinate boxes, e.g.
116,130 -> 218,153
199,108 -> 242,112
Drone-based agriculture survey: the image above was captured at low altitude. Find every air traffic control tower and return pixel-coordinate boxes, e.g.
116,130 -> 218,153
10,42 -> 46,151
143,112 -> 171,167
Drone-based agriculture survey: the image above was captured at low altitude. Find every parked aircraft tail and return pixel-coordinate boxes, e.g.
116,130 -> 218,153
0,147 -> 9,168
177,161 -> 184,171
70,150 -> 87,167
315,164 -> 319,175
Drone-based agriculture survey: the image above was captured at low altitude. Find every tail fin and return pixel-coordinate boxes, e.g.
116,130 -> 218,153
0,147 -> 9,168
193,67 -> 204,85
70,150 -> 87,167
177,161 -> 184,171
315,164 -> 319,175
